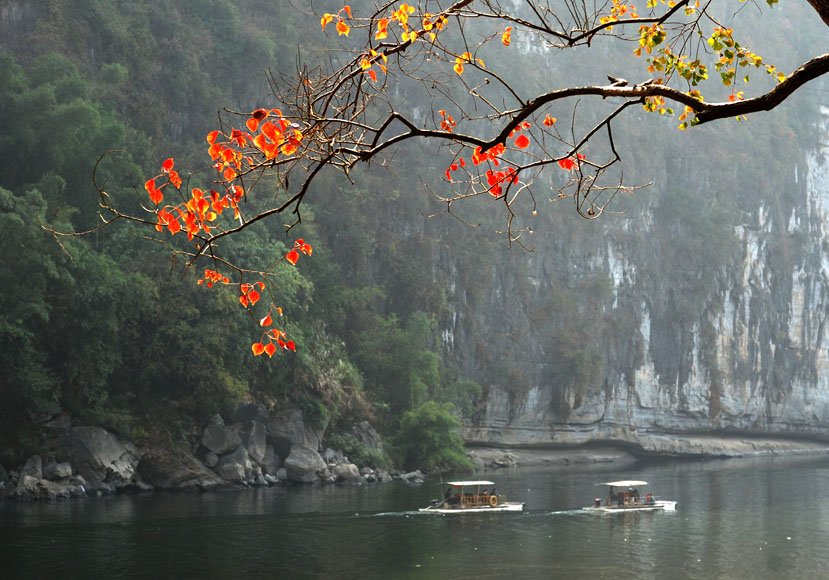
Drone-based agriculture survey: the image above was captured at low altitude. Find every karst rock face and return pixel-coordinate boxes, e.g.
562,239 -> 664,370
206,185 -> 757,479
436,105 -> 829,452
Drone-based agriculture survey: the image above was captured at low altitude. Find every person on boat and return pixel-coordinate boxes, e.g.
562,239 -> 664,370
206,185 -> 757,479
645,492 -> 654,505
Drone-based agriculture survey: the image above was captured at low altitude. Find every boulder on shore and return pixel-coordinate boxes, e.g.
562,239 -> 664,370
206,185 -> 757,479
201,414 -> 242,456
63,426 -> 139,488
269,408 -> 324,459
284,445 -> 326,483
137,448 -> 223,490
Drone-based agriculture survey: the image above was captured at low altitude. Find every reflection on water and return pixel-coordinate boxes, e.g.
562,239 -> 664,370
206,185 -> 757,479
3,455 -> 829,579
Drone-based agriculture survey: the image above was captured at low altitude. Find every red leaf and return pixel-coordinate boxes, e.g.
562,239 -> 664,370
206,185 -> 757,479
264,342 -> 276,357
252,343 -> 265,356
285,340 -> 296,352
286,250 -> 300,265
162,158 -> 174,172
149,187 -> 163,205
247,290 -> 260,305
260,313 -> 273,327
252,108 -> 269,120
558,158 -> 577,171
239,295 -> 249,308
514,134 -> 530,149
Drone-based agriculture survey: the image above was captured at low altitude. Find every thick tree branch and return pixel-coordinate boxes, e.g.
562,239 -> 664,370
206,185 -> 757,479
694,53 -> 829,124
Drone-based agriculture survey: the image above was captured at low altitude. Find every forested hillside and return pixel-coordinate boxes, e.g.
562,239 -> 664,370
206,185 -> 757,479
1,0 -> 828,470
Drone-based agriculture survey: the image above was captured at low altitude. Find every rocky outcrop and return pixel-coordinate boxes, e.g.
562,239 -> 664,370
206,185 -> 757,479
269,408 -> 324,458
2,407 -> 389,501
137,448 -> 221,490
201,415 -> 242,455
63,426 -> 139,489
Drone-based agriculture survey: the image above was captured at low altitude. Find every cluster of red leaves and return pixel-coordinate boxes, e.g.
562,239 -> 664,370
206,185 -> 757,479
438,109 -> 456,133
286,238 -> 313,265
253,306 -> 295,357
198,269 -> 230,287
144,158 -> 181,205
145,108 -> 316,357
558,153 -> 586,171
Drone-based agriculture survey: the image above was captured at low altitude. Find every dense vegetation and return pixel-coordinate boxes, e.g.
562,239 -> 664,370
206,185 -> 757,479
0,0 -> 824,471
0,0 -> 483,471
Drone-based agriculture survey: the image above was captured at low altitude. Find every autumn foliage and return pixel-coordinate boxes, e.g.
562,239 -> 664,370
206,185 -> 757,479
126,0 -> 827,354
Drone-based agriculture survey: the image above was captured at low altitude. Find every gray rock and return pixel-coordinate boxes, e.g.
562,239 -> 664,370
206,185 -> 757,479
260,445 -> 281,475
216,445 -> 253,482
269,408 -> 324,458
264,473 -> 279,485
241,420 -> 267,464
284,445 -> 326,483
42,462 -> 72,481
203,451 -> 219,468
137,448 -> 223,490
375,468 -> 391,482
276,467 -> 288,482
323,448 -> 345,465
201,416 -> 242,456
332,463 -> 361,482
64,426 -> 139,486
217,462 -> 246,483
20,455 -> 42,480
14,475 -> 74,501
399,470 -> 425,483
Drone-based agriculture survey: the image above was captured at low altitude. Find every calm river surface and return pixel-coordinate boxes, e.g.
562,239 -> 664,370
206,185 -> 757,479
3,455 -> 829,579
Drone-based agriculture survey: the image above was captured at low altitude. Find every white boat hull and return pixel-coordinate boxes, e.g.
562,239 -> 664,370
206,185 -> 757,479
583,500 -> 677,513
419,502 -> 525,514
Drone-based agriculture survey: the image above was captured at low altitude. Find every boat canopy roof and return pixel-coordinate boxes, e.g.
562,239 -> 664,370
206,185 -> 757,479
598,480 -> 648,487
443,481 -> 495,487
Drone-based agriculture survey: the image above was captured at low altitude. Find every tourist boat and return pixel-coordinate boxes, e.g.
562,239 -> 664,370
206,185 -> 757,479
419,480 -> 525,513
582,480 -> 677,512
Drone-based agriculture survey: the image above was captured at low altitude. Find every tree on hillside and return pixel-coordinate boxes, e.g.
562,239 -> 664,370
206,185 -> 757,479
56,0 -> 829,354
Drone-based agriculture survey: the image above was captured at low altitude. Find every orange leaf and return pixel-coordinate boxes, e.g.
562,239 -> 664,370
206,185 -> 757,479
260,313 -> 273,327
543,114 -> 557,126
285,340 -> 296,352
286,250 -> 300,265
514,134 -> 530,149
246,117 -> 259,132
321,13 -> 334,30
502,27 -> 512,46
162,158 -> 174,172
223,167 -> 237,181
343,5 -> 352,17
264,342 -> 277,357
367,70 -> 377,82
207,130 -> 220,144
336,20 -> 350,36
248,290 -> 260,305
252,342 -> 266,356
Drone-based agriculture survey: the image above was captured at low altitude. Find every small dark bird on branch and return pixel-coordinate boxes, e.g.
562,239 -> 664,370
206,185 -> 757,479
607,75 -> 628,86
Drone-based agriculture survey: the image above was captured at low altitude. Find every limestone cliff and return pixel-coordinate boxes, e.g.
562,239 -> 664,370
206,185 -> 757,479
443,102 -> 829,454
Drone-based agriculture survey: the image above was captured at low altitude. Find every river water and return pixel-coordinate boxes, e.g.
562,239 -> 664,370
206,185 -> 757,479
3,454 -> 829,579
